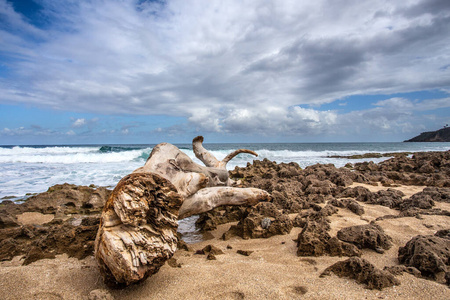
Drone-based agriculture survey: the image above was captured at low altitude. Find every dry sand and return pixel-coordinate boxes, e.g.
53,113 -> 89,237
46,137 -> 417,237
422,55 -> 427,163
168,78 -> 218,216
1,183 -> 449,300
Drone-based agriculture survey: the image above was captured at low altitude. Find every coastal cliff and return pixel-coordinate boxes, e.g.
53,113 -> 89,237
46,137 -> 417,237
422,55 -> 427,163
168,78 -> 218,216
404,127 -> 450,142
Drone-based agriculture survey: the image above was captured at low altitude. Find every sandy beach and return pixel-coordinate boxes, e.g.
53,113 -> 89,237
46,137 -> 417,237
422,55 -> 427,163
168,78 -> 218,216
1,151 -> 450,300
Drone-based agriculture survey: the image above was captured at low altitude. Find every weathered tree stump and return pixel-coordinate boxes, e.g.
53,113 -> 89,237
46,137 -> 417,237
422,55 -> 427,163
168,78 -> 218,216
95,136 -> 270,286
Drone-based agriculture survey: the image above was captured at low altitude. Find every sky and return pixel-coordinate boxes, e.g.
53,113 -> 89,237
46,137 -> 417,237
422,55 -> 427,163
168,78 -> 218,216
0,0 -> 449,145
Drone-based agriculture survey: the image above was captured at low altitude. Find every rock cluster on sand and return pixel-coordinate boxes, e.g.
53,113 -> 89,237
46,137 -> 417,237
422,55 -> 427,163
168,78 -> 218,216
336,224 -> 393,253
196,151 -> 450,289
1,150 -> 450,292
320,257 -> 400,290
0,184 -> 110,264
398,230 -> 450,284
353,151 -> 450,187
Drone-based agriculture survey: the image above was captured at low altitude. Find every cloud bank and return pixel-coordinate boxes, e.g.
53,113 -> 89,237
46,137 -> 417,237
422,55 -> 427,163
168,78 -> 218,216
1,0 -> 449,140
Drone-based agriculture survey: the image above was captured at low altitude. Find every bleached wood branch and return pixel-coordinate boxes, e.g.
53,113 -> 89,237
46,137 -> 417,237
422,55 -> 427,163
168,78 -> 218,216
95,136 -> 269,286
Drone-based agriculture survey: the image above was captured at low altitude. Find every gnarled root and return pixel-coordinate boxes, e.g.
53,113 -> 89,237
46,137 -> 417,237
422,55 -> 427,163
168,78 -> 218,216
95,173 -> 182,286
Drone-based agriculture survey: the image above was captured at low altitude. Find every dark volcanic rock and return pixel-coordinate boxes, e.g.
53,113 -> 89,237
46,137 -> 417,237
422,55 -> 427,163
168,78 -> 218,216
339,186 -> 374,201
22,183 -> 111,215
320,257 -> 400,290
0,217 -> 99,264
398,233 -> 450,280
0,211 -> 19,229
435,229 -> 450,239
407,187 -> 450,205
202,244 -> 224,255
325,237 -> 361,257
337,224 -> 393,253
221,202 -> 293,240
0,184 -> 111,264
345,200 -> 365,215
301,163 -> 358,187
296,216 -> 331,257
383,265 -> 422,278
295,204 -> 362,257
237,250 -> 253,256
399,193 -> 435,211
353,151 -> 450,187
371,189 -> 405,208
0,184 -> 111,230
229,158 -> 367,214
340,187 -> 404,209
195,206 -> 247,231
330,198 -> 365,215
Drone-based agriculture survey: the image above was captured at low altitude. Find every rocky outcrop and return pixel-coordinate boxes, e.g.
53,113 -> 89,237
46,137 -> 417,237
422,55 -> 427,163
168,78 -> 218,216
0,183 -> 111,229
0,184 -> 111,264
329,198 -> 364,215
339,187 -> 404,209
221,202 -> 293,240
195,206 -> 248,231
320,257 -> 400,290
404,127 -> 450,142
229,159 -> 365,213
296,216 -> 331,256
337,224 -> 393,253
398,231 -> 450,281
353,151 -> 450,187
383,265 -> 422,278
0,217 -> 99,264
295,206 -> 361,257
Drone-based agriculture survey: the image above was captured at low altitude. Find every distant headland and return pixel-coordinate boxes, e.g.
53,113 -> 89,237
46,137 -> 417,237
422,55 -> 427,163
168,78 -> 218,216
404,126 -> 450,142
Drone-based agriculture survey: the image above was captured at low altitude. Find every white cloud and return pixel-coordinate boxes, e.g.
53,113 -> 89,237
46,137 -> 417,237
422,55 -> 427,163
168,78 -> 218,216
0,0 -> 449,138
187,105 -> 338,135
71,118 -> 86,128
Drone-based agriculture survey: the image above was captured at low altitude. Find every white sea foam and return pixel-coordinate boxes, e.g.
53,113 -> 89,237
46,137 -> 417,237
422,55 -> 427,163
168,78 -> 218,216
0,147 -> 152,164
0,143 -> 448,200
0,146 -> 96,155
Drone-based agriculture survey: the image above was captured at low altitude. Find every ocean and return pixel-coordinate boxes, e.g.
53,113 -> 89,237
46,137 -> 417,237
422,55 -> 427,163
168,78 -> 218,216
1,141 -> 448,242
1,142 -> 449,201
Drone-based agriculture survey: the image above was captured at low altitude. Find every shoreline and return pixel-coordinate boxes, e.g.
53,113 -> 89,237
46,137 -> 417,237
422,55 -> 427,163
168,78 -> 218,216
1,150 -> 449,299
1,144 -> 449,201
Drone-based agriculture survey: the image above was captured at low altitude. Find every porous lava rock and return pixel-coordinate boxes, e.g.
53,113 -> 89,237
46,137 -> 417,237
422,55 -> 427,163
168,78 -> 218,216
195,206 -> 248,231
0,184 -> 110,264
383,265 -> 422,278
339,186 -> 374,202
325,237 -> 361,257
0,183 -> 111,230
296,217 -> 331,256
330,198 -> 365,215
370,189 -> 405,208
416,187 -> 450,203
21,183 -> 110,215
0,217 -> 99,264
337,224 -> 393,253
398,232 -> 450,280
295,206 -> 361,258
320,257 -> 400,290
353,151 -> 450,187
222,202 -> 293,240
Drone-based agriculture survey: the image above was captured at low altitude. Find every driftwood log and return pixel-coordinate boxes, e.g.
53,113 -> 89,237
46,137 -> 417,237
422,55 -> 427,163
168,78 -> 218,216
94,136 -> 270,286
